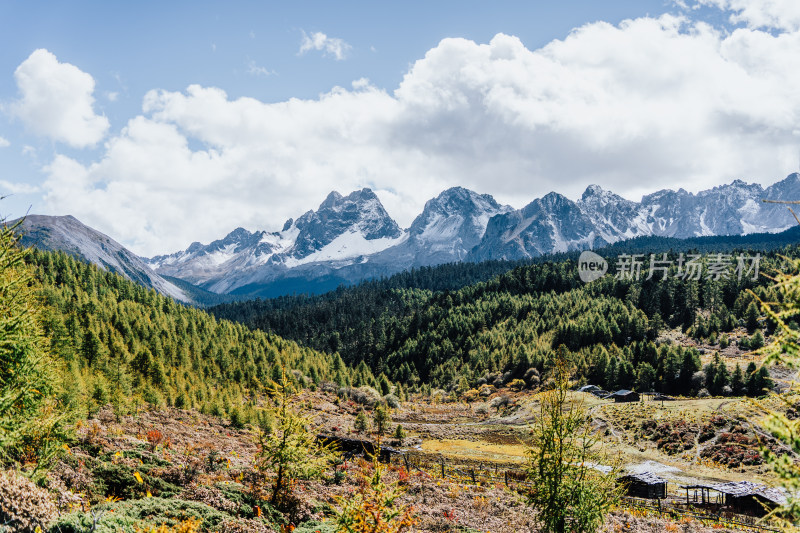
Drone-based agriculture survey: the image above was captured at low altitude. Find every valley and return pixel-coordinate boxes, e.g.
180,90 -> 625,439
4,191 -> 800,531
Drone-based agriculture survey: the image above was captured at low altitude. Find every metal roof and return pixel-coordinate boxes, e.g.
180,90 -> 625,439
681,481 -> 787,505
619,471 -> 668,485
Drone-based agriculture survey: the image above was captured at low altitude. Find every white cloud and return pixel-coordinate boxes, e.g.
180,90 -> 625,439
694,0 -> 800,31
42,9 -> 800,257
0,180 -> 39,194
106,91 -> 119,102
299,31 -> 351,60
0,137 -> 9,148
10,49 -> 109,148
246,60 -> 275,77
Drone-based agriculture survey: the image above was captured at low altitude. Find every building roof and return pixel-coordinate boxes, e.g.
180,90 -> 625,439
681,481 -> 787,505
619,471 -> 668,485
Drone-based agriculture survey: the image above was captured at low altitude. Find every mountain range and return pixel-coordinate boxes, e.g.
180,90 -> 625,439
14,173 -> 800,300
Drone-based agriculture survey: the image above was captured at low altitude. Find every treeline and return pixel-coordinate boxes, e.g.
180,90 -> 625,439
26,249 -> 376,422
212,247 -> 798,395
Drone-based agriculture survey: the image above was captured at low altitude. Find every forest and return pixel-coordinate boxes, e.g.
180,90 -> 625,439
23,248 -> 370,425
212,246 -> 792,397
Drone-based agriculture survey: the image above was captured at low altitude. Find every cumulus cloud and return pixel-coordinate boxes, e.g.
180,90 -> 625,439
11,49 -> 109,148
694,0 -> 800,31
41,8 -> 800,257
299,31 -> 351,60
0,137 -> 9,148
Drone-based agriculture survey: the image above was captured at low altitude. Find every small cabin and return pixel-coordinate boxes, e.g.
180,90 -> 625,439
607,389 -> 640,402
682,481 -> 786,517
618,472 -> 667,499
316,434 -> 400,462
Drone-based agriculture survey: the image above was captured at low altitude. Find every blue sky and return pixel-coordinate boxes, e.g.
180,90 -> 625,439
1,0 -> 799,255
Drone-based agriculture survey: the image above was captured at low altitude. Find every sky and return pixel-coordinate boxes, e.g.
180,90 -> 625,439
1,0 -> 800,256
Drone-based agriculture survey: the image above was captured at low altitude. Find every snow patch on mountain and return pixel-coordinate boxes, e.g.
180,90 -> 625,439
284,230 -> 407,267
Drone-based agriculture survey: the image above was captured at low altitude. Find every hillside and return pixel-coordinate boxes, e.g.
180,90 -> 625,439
25,248 -> 373,422
212,244 -> 796,395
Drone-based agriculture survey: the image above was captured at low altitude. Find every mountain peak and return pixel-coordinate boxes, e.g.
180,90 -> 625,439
320,191 -> 343,208
581,184 -> 606,199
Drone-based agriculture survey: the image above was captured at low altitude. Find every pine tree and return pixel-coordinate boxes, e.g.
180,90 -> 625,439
255,369 -> 337,509
635,363 -> 656,392
0,222 -> 67,471
373,404 -> 390,436
745,301 -> 760,333
354,410 -> 369,433
730,364 -> 745,396
525,358 -> 621,533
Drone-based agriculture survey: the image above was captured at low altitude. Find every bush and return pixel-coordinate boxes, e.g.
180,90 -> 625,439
461,389 -> 480,402
508,379 -> 526,391
51,497 -> 229,533
383,394 -> 400,409
0,469 -> 58,532
489,395 -> 510,412
349,387 -> 381,407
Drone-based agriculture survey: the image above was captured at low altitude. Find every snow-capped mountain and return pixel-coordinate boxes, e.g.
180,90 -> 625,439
147,173 -> 800,294
466,173 -> 800,261
365,187 -> 513,269
468,192 -> 605,261
148,188 -> 406,294
14,215 -> 189,302
22,174 -> 800,300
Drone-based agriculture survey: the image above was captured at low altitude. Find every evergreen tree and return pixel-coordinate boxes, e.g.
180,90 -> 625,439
730,364 -> 746,396
373,404 -> 390,436
745,301 -> 760,333
525,358 -> 621,533
354,410 -> 369,433
635,363 -> 656,392
0,223 -> 67,471
678,351 -> 701,395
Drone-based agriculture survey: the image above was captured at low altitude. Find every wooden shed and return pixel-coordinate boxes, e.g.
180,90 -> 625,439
607,389 -> 640,402
316,434 -> 400,462
714,481 -> 786,517
682,481 -> 786,517
618,472 -> 667,499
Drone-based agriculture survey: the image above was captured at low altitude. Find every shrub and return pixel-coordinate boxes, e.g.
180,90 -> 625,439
334,455 -> 417,532
350,387 -> 381,407
354,410 -> 369,433
383,394 -> 400,409
489,395 -> 510,412
508,379 -> 526,391
461,389 -> 479,402
0,469 -> 58,532
52,497 -> 229,533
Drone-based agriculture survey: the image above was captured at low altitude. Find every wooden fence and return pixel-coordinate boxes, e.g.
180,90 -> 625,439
388,451 -> 782,532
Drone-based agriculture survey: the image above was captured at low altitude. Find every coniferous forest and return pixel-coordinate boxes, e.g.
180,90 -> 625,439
212,246 -> 792,396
